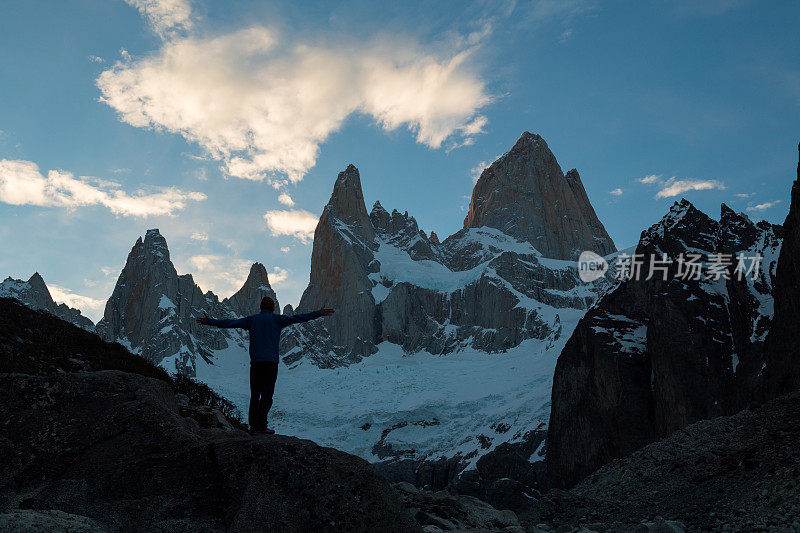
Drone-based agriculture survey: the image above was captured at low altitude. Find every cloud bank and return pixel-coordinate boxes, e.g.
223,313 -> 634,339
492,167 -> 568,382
0,159 -> 205,217
48,284 -> 106,322
97,25 -> 491,185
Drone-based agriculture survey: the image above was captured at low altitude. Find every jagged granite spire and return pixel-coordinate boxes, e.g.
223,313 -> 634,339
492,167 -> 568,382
463,132 -> 616,260
95,229 -> 233,375
325,164 -> 375,244
224,262 -> 279,317
293,164 -> 380,364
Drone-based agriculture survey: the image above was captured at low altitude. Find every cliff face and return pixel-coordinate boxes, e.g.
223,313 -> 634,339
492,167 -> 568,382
0,272 -> 94,331
762,142 -> 800,397
463,132 -> 616,260
95,229 -> 277,376
547,199 -> 783,489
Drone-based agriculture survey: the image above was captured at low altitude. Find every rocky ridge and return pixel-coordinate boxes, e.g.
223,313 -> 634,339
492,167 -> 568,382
95,229 -> 279,376
0,272 -> 93,330
283,133 -> 618,368
547,198 -> 783,488
762,142 -> 800,398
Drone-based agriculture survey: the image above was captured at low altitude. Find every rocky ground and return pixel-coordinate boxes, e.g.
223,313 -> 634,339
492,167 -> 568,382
521,391 -> 800,532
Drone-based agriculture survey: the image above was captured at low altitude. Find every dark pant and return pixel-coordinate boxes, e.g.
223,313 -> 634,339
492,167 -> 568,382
249,362 -> 279,430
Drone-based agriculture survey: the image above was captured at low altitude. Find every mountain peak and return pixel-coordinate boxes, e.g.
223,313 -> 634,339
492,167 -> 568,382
326,165 -> 371,228
464,132 -> 616,260
225,262 -> 279,317
27,272 -> 48,291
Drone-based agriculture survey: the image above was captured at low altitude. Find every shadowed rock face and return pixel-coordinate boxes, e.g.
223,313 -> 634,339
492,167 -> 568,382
463,132 -> 616,260
547,198 -> 784,489
0,372 -> 419,532
527,391 -> 800,532
762,142 -> 800,397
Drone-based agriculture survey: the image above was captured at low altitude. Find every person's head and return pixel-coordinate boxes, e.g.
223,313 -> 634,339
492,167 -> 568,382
260,296 -> 275,312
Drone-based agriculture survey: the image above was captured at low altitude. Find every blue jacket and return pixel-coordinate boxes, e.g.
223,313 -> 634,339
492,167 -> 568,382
206,309 -> 323,363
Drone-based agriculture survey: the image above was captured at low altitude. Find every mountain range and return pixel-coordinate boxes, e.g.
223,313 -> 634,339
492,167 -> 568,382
4,133 -> 798,515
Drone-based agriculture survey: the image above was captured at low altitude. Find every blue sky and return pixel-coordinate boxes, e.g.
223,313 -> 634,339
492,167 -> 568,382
1,0 -> 798,321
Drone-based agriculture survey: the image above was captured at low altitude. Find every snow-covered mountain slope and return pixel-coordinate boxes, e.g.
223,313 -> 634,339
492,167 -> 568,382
95,229 -> 278,376
0,272 -> 94,330
196,310 -> 584,472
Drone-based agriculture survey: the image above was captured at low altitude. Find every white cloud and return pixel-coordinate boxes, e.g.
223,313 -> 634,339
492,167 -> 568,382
470,161 -> 489,183
747,200 -> 781,212
183,254 -> 252,297
97,25 -> 490,185
263,209 -> 318,243
0,159 -> 205,217
101,266 -> 117,276
280,246 -> 291,253
124,0 -> 193,39
269,266 -> 289,285
190,231 -> 208,241
89,55 -> 105,63
278,193 -> 295,206
655,177 -> 726,199
609,188 -> 623,196
47,284 -> 106,322
639,174 -> 661,184
735,192 -> 754,198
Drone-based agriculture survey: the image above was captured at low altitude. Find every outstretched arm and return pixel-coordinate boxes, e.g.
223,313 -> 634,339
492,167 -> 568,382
196,314 -> 251,329
277,306 -> 334,327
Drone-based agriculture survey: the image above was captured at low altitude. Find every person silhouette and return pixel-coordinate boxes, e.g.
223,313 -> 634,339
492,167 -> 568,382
197,296 -> 333,434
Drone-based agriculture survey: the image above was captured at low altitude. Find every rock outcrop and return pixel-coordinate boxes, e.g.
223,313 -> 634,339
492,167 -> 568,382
463,132 -> 616,260
95,229 -> 277,376
0,272 -> 93,330
547,199 -> 783,488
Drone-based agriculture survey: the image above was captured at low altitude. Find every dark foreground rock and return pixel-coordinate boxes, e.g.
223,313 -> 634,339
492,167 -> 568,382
0,297 -> 421,531
393,482 -> 523,532
0,370 -> 420,532
525,391 -> 800,532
